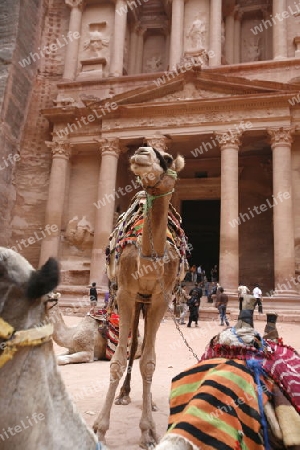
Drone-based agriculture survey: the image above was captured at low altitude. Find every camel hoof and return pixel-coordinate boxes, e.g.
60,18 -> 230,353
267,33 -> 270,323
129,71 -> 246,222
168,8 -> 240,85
115,395 -> 131,405
140,430 -> 159,449
57,356 -> 69,365
93,423 -> 106,444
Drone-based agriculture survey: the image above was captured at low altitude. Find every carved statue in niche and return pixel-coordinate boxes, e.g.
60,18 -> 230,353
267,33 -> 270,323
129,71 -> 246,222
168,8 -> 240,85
186,17 -> 206,51
243,36 -> 262,62
65,216 -> 94,250
146,55 -> 163,72
83,23 -> 109,58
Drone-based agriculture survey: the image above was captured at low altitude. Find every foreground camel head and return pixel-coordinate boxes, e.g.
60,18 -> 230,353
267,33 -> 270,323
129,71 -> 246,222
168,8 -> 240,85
0,247 -> 60,332
130,146 -> 185,193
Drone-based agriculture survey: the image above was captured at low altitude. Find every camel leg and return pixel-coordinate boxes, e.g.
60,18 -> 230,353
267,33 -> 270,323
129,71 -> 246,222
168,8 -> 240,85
115,302 -> 141,405
93,289 -> 134,442
139,299 -> 167,449
57,351 -> 94,365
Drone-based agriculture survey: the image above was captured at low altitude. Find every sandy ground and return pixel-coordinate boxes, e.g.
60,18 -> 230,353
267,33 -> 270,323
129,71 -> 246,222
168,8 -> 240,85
55,315 -> 300,450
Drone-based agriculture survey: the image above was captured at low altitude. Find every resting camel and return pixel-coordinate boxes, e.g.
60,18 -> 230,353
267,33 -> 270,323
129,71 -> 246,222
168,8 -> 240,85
93,146 -> 187,449
47,299 -> 107,364
48,299 -> 143,365
0,247 -> 105,450
155,295 -> 300,450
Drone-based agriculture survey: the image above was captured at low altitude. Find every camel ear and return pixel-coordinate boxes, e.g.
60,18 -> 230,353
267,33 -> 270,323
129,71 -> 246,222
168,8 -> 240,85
173,155 -> 185,173
26,258 -> 60,300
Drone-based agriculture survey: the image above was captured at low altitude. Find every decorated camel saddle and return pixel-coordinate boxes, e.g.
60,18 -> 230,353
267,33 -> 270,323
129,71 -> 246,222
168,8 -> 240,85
157,295 -> 300,450
89,308 -> 132,361
106,190 -> 189,281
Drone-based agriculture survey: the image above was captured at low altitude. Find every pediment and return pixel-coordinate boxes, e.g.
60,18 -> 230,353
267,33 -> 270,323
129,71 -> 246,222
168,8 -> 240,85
82,69 -> 300,109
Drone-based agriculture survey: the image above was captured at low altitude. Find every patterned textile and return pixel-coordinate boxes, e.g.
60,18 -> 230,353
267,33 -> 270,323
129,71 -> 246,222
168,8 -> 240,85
106,191 -> 189,276
167,358 -> 272,450
105,313 -> 132,361
202,338 -> 300,415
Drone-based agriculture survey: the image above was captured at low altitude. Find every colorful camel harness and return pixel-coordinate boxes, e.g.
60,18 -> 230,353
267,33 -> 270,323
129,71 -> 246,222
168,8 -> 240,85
0,317 -> 53,369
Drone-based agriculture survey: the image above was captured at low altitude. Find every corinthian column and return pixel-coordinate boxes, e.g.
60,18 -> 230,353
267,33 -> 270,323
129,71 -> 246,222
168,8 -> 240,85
169,0 -> 185,69
273,0 -> 288,60
225,10 -> 235,65
233,8 -> 243,64
268,127 -> 297,296
39,141 -> 72,266
90,139 -> 121,286
209,0 -> 222,66
63,0 -> 85,80
217,132 -> 242,292
110,0 -> 128,76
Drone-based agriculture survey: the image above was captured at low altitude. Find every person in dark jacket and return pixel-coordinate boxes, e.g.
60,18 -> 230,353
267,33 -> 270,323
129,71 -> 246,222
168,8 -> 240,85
187,284 -> 202,327
89,282 -> 98,313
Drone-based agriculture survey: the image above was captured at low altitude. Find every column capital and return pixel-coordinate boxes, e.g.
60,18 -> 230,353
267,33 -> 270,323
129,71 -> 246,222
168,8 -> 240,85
46,140 -> 73,159
96,138 -> 126,157
234,5 -> 244,21
135,23 -> 147,36
145,135 -> 171,152
215,131 -> 242,150
267,127 -> 296,148
65,0 -> 85,9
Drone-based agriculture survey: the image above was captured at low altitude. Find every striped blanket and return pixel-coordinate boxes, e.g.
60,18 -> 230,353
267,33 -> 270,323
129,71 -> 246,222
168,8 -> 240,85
167,358 -> 272,450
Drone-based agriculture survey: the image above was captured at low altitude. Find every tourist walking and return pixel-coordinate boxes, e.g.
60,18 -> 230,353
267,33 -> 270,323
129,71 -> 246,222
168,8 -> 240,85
237,282 -> 250,311
215,287 -> 229,326
253,283 -> 263,314
187,284 -> 202,327
89,282 -> 98,313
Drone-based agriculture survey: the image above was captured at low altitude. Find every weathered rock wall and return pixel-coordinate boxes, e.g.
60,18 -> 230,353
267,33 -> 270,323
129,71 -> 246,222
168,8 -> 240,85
10,0 -> 70,267
0,0 -> 46,249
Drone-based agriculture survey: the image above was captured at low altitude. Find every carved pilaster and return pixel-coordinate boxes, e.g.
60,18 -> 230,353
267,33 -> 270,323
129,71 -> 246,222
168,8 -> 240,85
65,0 -> 85,9
46,140 -> 73,159
145,135 -> 170,152
268,127 -> 295,148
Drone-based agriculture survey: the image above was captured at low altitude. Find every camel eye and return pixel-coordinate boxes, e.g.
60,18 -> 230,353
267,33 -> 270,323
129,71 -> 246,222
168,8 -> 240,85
163,155 -> 173,167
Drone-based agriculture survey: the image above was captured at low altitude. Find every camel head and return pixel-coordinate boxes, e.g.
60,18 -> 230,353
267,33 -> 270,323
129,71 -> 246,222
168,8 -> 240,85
130,146 -> 185,194
0,247 -> 60,333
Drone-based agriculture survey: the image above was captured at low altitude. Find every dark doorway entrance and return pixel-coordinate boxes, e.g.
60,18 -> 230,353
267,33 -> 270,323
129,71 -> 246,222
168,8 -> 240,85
182,200 -> 220,278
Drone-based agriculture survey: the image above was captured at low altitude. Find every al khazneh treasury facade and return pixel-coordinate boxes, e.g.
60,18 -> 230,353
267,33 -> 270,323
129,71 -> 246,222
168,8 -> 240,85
1,0 -> 300,300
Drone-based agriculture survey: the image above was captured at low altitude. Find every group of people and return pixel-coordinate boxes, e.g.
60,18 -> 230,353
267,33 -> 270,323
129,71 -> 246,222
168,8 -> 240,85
238,282 -> 263,313
173,279 -> 264,329
184,264 -> 219,284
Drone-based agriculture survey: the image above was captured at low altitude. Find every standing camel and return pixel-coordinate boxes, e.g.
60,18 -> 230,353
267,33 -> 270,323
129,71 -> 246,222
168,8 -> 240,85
93,146 -> 186,449
0,247 -> 106,450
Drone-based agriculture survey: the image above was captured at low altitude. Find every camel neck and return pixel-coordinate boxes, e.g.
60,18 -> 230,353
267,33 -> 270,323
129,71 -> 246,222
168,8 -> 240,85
141,193 -> 171,257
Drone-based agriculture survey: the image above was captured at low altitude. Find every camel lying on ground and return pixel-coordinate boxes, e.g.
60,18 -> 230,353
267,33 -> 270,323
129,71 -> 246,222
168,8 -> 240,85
47,300 -> 107,364
155,295 -> 300,450
48,300 -> 142,365
0,247 -> 106,450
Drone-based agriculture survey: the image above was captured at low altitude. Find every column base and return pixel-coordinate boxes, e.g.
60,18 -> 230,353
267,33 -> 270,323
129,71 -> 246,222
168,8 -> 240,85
271,289 -> 299,298
273,55 -> 288,61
